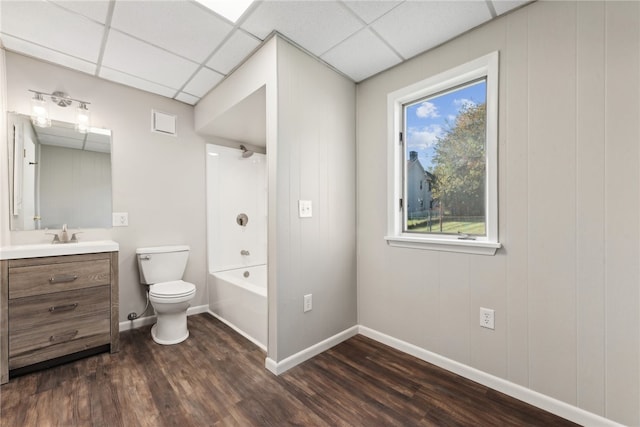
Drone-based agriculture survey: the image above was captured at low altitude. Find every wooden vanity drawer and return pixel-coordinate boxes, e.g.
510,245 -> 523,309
8,286 -> 111,369
8,258 -> 110,299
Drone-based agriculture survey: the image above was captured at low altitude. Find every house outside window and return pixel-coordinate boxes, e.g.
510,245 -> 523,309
385,52 -> 501,255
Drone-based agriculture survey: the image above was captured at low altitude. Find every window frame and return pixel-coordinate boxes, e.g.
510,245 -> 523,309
385,51 -> 501,256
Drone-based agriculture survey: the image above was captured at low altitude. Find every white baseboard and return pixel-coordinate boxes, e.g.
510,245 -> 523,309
265,325 -> 359,376
358,326 -> 621,427
118,304 -> 209,332
206,309 -> 267,352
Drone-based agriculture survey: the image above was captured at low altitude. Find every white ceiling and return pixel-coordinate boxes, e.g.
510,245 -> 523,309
0,0 -> 529,106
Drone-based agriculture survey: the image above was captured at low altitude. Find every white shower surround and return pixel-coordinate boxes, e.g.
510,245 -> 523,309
206,143 -> 267,349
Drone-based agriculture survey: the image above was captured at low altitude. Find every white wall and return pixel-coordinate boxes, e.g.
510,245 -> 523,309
357,1 -> 638,425
206,144 -> 267,272
274,37 -> 357,360
2,52 -> 209,322
196,36 -> 357,362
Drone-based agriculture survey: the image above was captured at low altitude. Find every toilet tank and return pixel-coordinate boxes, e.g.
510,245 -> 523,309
136,245 -> 190,284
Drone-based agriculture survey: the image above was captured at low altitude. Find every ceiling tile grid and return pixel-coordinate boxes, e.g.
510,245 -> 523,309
0,0 -> 528,106
1,0 -> 105,62
49,0 -> 112,24
0,33 -> 97,76
241,0 -> 364,57
341,0 -> 404,25
321,27 -> 402,82
110,0 -> 233,63
206,30 -> 262,75
371,1 -> 494,59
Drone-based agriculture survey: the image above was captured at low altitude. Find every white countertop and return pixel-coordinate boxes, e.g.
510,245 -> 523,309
0,240 -> 119,260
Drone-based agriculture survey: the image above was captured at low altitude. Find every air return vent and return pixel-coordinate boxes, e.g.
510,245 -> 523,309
151,110 -> 176,136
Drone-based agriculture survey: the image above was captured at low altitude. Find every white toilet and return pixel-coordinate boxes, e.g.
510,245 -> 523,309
136,245 -> 196,345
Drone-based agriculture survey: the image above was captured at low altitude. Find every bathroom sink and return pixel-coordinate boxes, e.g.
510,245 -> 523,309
0,240 -> 119,260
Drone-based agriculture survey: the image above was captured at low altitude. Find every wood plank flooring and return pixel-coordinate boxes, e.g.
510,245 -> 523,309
1,314 -> 579,426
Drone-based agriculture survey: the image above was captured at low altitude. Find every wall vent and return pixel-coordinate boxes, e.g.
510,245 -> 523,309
151,110 -> 177,136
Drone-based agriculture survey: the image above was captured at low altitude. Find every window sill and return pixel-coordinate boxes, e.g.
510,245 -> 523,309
384,235 -> 501,256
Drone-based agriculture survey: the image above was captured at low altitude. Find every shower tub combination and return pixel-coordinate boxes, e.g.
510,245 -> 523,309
206,143 -> 268,350
209,265 -> 267,350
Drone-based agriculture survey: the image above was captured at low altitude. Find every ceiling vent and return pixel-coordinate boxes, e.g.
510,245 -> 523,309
151,110 -> 177,136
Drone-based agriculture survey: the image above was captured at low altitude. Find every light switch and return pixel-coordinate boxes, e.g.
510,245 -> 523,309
298,200 -> 312,218
112,212 -> 128,227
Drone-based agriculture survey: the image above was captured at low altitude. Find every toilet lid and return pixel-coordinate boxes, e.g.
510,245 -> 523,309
149,280 -> 196,298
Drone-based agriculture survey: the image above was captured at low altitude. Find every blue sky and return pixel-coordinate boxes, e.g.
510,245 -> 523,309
405,80 -> 486,171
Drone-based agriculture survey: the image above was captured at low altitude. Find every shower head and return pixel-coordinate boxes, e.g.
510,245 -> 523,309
240,144 -> 254,158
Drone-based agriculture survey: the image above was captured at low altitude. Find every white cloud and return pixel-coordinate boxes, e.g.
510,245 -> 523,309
416,101 -> 439,118
408,124 -> 443,149
453,98 -> 476,110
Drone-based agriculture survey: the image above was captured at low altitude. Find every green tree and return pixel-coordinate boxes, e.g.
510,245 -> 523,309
431,103 -> 486,217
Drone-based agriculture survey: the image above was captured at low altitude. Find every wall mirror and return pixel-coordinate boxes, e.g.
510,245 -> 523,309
7,112 -> 112,231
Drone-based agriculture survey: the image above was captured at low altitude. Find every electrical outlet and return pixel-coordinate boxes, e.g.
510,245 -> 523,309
480,307 -> 495,330
112,212 -> 129,227
298,200 -> 312,218
303,294 -> 312,312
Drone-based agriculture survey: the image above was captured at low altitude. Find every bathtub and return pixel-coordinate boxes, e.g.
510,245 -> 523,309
208,265 -> 267,350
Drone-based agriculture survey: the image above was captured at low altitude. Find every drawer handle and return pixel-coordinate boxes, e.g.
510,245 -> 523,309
49,330 -> 79,343
49,303 -> 78,313
49,274 -> 78,284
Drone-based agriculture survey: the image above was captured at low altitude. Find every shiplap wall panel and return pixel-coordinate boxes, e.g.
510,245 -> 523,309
438,252 -> 470,364
604,2 -> 640,423
275,38 -> 357,359
575,1 -> 606,416
527,1 -> 578,404
357,1 -> 640,424
504,8 -> 530,388
468,254 -> 507,378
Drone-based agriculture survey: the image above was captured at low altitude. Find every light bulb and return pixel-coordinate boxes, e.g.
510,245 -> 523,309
76,103 -> 91,133
30,93 -> 50,128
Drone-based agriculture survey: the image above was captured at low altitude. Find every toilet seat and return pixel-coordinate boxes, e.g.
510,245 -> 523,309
149,280 -> 196,299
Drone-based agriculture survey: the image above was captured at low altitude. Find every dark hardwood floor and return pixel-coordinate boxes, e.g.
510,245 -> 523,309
1,313 -> 578,426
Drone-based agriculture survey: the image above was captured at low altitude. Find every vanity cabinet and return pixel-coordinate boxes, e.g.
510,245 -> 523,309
1,251 -> 119,384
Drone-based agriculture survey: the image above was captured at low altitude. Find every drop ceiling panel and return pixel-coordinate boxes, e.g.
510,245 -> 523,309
183,67 -> 224,98
207,30 -> 261,74
0,0 -> 532,106
101,30 -> 199,90
50,0 -> 111,24
342,0 -> 403,24
0,1 -> 105,62
110,1 -> 233,62
321,28 -> 402,82
176,92 -> 200,105
241,0 -> 363,56
371,1 -> 493,59
98,66 -> 177,98
491,0 -> 531,15
0,34 -> 96,75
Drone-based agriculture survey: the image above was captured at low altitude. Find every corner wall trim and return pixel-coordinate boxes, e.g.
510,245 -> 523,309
358,326 -> 622,427
265,325 -> 359,375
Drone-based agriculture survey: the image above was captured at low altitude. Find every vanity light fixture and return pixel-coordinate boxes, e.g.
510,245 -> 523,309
30,91 -> 51,128
28,89 -> 91,133
76,102 -> 91,133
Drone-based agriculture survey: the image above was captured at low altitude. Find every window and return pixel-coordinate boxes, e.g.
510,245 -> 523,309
385,52 -> 501,255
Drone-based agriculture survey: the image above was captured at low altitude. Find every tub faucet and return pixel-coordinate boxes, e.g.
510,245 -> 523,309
240,249 -> 250,256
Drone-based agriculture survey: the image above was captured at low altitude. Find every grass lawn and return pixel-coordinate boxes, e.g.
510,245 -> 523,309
409,219 -> 485,235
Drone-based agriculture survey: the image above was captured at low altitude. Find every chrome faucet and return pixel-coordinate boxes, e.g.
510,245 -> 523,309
240,249 -> 250,256
46,224 -> 82,244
